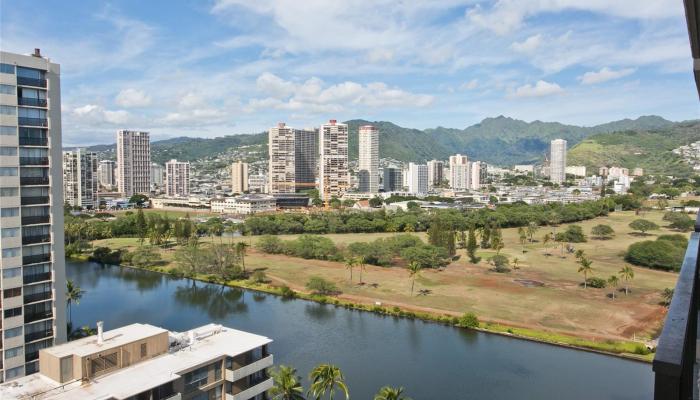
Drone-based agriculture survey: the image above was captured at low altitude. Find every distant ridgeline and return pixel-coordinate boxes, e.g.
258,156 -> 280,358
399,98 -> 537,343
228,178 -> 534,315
78,115 -> 699,173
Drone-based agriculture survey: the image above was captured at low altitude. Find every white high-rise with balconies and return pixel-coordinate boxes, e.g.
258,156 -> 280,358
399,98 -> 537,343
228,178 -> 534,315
408,163 -> 428,194
470,161 -> 481,190
550,139 -> 567,184
358,125 -> 379,193
319,120 -> 349,201
97,160 -> 116,189
268,123 -> 296,194
116,130 -> 151,197
231,161 -> 249,194
62,148 -> 98,209
0,49 -> 67,382
427,160 -> 444,188
449,154 -> 470,190
165,159 -> 190,197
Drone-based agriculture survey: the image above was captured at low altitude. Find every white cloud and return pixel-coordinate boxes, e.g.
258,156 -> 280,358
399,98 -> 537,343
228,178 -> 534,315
460,79 -> 479,90
511,34 -> 542,53
71,104 -> 132,124
115,88 -> 151,107
579,67 -> 636,85
510,80 -> 564,98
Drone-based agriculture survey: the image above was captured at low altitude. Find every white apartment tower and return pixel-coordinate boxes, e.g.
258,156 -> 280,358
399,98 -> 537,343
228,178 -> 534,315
116,130 -> 151,197
550,139 -> 567,184
165,159 -> 190,197
358,125 -> 379,193
231,161 -> 249,194
470,161 -> 481,190
150,163 -> 164,190
0,49 -> 67,381
427,160 -> 444,188
319,120 -> 349,201
97,159 -> 116,189
268,123 -> 296,194
449,154 -> 470,190
62,148 -> 98,209
408,163 -> 428,194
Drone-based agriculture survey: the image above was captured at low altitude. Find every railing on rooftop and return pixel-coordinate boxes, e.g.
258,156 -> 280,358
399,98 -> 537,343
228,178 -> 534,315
652,213 -> 700,399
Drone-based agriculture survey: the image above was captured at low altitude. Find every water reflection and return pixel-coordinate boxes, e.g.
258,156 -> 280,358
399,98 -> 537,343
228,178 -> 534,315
174,283 -> 248,319
304,303 -> 336,321
252,292 -> 267,303
118,267 -> 163,291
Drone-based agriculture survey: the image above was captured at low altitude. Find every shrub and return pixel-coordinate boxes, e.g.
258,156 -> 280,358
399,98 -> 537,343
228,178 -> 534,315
488,254 -> 510,272
626,240 -> 684,271
457,312 -> 479,328
590,224 -> 615,239
250,270 -> 267,284
657,234 -> 689,248
90,247 -> 123,265
663,212 -> 694,231
257,235 -> 284,253
400,244 -> 450,268
130,246 -> 162,268
278,285 -> 296,298
628,219 -> 659,234
585,277 -> 607,289
305,276 -> 339,295
633,344 -> 652,355
555,225 -> 587,243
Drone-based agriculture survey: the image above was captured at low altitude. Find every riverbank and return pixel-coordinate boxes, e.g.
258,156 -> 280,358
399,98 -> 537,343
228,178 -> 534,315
69,254 -> 655,362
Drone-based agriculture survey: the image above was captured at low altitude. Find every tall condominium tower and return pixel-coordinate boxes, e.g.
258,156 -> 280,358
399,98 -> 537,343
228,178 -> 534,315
231,161 -> 249,194
382,167 -> 403,192
97,160 -> 116,189
408,163 -> 428,194
62,149 -> 98,209
150,163 -> 164,190
427,160 -> 444,188
268,123 -> 296,194
116,130 -> 151,197
550,139 -> 567,184
449,154 -> 470,190
358,125 -> 379,193
0,49 -> 67,381
294,128 -> 318,192
470,161 -> 481,190
165,159 -> 190,197
319,120 -> 349,200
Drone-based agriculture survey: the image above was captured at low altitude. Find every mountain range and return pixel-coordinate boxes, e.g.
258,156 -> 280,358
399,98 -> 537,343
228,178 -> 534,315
76,115 -> 700,173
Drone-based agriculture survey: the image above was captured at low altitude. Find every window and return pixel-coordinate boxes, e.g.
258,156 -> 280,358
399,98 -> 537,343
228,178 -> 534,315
18,107 -> 46,118
1,207 -> 20,217
4,287 -> 21,298
140,343 -> 147,358
0,63 -> 15,74
4,347 -> 23,361
4,326 -> 22,339
1,227 -> 20,237
215,362 -> 222,381
5,366 -> 23,380
0,187 -> 19,196
0,146 -> 18,156
3,267 -> 21,279
184,365 -> 209,393
19,147 -> 47,158
16,67 -> 44,79
0,84 -> 15,95
0,105 -> 16,115
0,126 -> 16,136
2,247 -> 20,258
0,167 -> 18,176
4,307 -> 22,318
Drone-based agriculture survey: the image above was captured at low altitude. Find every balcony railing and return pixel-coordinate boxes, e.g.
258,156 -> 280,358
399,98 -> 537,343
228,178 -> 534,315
17,77 -> 47,88
24,291 -> 52,304
20,176 -> 49,185
25,329 -> 53,343
21,196 -> 49,205
18,98 -> 47,107
22,234 -> 51,245
19,157 -> 49,166
22,215 -> 50,225
24,272 -> 51,285
24,309 -> 52,324
652,214 -> 700,399
23,254 -> 50,265
18,117 -> 48,127
19,137 -> 48,146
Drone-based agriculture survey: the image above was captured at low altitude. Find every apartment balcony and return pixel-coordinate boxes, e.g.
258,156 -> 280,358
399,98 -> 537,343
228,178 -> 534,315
21,196 -> 49,205
226,355 -> 274,382
26,361 -> 39,375
22,234 -> 51,245
24,309 -> 53,324
20,176 -> 49,185
24,272 -> 51,285
19,157 -> 49,166
23,253 -> 51,265
18,117 -> 48,127
18,98 -> 47,108
19,136 -> 48,146
22,215 -> 50,225
24,328 -> 53,343
24,291 -> 52,304
227,377 -> 273,400
24,351 -> 39,363
17,77 -> 47,88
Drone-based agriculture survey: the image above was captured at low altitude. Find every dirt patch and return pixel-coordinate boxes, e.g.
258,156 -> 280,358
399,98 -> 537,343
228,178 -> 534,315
514,279 -> 545,287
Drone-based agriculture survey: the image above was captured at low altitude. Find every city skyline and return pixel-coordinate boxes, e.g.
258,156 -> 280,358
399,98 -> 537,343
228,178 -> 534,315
1,1 -> 696,146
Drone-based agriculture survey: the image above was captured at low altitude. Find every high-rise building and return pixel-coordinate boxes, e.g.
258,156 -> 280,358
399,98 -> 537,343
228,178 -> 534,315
268,123 -> 296,194
150,163 -> 164,190
0,323 -> 275,400
449,154 -> 470,190
62,148 -> 98,209
116,130 -> 151,197
470,161 -> 481,190
0,49 -> 67,381
383,167 -> 403,192
165,159 -> 190,197
294,128 -> 318,192
427,160 -> 444,188
319,120 -> 349,200
479,161 -> 488,183
231,161 -> 249,194
550,139 -> 567,184
97,160 -> 116,189
358,125 -> 379,193
408,163 -> 428,194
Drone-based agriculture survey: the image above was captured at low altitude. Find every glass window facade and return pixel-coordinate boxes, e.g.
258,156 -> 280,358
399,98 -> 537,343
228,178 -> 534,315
0,84 -> 15,94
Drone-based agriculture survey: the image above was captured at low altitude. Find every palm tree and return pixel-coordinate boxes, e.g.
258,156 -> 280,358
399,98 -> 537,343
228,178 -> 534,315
374,386 -> 411,400
619,265 -> 635,295
511,257 -> 519,271
270,365 -> 306,400
542,233 -> 551,255
344,258 -> 356,282
577,256 -> 593,289
308,364 -> 349,400
235,242 -> 249,272
358,256 -> 367,284
607,275 -> 619,300
407,262 -> 422,296
66,280 -> 85,327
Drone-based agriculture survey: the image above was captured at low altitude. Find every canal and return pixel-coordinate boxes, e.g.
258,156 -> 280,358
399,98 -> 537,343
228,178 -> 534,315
67,260 -> 653,399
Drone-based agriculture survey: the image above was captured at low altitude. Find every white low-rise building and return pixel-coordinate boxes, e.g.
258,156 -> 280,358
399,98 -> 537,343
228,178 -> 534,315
211,194 -> 276,215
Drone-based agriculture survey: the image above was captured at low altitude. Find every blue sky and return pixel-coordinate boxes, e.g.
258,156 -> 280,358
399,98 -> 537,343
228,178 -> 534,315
2,0 -> 698,145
